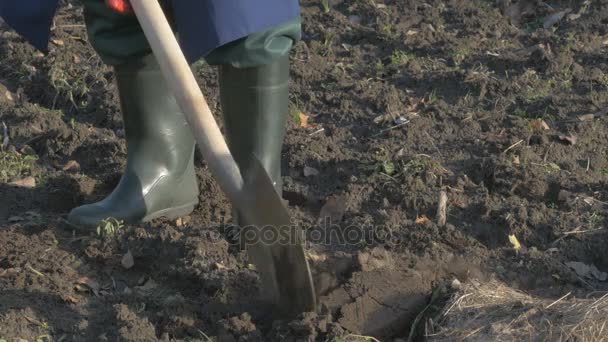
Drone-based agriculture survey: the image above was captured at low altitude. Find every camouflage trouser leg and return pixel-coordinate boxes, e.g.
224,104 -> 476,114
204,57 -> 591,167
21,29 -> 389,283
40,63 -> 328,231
80,0 -> 301,67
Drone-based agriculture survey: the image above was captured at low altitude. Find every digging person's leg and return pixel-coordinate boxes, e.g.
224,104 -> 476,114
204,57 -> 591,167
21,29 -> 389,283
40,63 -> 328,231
206,18 -> 301,225
67,1 -> 198,229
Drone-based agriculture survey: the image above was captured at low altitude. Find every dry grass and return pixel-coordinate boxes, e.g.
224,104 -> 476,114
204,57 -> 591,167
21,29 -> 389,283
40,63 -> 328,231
428,279 -> 608,342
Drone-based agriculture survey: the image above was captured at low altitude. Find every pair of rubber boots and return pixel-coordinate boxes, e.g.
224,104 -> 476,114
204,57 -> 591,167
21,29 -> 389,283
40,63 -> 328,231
67,54 -> 289,229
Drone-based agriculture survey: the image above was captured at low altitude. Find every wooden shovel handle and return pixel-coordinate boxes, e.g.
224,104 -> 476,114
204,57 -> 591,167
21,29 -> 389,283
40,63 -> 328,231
129,0 -> 244,204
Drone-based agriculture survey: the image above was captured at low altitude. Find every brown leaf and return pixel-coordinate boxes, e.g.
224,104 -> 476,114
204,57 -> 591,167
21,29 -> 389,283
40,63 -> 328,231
303,166 -> 320,177
318,195 -> 346,224
51,39 -> 64,46
73,55 -> 81,64
415,215 -> 429,224
214,262 -> 227,270
513,155 -> 521,165
530,119 -> 550,131
121,250 -> 134,270
298,112 -> 310,128
558,134 -> 577,145
75,277 -> 100,295
578,114 -> 595,121
306,251 -> 328,263
62,160 -> 81,172
0,267 -> 20,277
9,176 -> 36,188
63,295 -> 79,304
373,113 -> 392,124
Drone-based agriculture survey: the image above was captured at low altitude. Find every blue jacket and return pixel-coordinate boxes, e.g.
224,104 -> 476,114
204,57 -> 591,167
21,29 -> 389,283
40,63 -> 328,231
0,0 -> 300,62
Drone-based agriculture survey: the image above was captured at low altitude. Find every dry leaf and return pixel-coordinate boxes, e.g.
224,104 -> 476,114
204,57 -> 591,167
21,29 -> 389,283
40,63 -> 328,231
531,119 -> 550,131
75,277 -> 100,295
62,160 -> 80,172
578,114 -> 595,121
558,134 -> 577,145
121,250 -> 134,269
406,30 -> 418,36
9,176 -> 36,188
513,155 -> 520,165
214,262 -> 227,270
306,251 -> 328,263
318,195 -> 346,224
415,215 -> 429,224
303,166 -> 320,177
73,55 -> 81,64
3,90 -> 13,102
63,295 -> 79,304
298,112 -> 310,128
51,39 -> 64,46
0,267 -> 20,277
373,113 -> 392,124
508,234 -> 521,250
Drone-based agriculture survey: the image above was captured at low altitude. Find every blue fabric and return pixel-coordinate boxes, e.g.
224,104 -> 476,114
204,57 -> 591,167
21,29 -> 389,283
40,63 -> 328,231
0,0 -> 300,62
0,0 -> 59,52
172,0 -> 300,62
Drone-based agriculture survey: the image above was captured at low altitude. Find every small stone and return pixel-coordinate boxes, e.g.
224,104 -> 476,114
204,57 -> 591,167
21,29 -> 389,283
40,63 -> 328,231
121,250 -> 135,269
347,15 -> 361,24
451,278 -> 462,290
8,216 -> 24,223
163,294 -> 186,306
303,166 -> 319,177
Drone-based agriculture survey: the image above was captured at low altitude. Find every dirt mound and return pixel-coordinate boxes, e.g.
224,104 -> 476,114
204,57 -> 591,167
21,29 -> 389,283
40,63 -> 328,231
1,0 -> 608,340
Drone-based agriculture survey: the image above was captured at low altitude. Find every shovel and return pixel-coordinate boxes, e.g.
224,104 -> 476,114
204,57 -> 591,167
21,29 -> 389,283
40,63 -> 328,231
129,0 -> 316,315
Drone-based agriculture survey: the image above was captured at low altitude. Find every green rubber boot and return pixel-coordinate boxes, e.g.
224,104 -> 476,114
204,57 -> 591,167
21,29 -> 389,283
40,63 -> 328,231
219,54 -> 290,224
67,54 -> 199,230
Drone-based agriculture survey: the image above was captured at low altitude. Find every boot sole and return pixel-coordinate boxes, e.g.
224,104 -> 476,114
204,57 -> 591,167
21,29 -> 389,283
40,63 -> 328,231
142,201 -> 197,222
64,201 -> 197,233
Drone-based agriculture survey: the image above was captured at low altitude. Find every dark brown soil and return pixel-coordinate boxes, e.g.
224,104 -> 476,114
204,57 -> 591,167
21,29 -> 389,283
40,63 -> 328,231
1,0 -> 607,341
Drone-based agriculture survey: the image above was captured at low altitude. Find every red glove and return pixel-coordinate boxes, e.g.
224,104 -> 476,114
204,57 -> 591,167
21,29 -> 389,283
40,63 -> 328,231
106,0 -> 133,14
